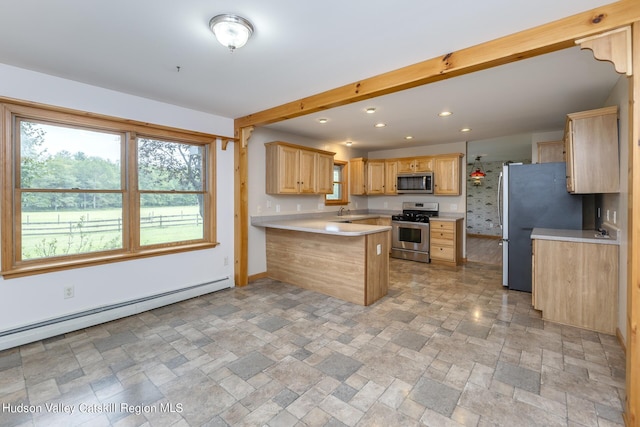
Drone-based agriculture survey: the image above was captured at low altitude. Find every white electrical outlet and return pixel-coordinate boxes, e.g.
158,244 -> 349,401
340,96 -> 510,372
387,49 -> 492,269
383,202 -> 388,209
64,285 -> 74,299
224,256 -> 229,266
376,244 -> 381,255
257,205 -> 262,214
450,204 -> 458,211
266,200 -> 272,208
276,204 -> 280,213
318,203 -> 324,210
355,202 -> 359,208
297,204 -> 301,212
613,211 -> 617,224
606,210 -> 610,221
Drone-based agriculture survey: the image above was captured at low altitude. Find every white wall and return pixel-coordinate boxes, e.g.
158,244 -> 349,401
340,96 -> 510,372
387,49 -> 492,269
602,75 -> 629,339
0,64 -> 235,334
366,141 -> 467,215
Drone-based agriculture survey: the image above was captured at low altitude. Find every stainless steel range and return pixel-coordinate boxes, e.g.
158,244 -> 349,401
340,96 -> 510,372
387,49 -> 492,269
391,202 -> 439,263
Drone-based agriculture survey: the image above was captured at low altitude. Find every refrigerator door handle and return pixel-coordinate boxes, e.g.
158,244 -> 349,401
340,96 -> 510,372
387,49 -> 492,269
497,172 -> 503,228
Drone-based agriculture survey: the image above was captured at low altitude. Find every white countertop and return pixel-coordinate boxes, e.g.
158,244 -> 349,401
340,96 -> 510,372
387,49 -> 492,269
255,219 -> 391,236
531,228 -> 620,245
430,214 -> 464,222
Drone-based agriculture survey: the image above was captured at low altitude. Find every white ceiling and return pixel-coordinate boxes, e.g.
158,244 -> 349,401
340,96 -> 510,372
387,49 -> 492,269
0,0 -> 622,153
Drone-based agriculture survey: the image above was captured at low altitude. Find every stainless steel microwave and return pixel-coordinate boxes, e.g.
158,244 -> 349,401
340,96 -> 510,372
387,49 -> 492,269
397,172 -> 434,194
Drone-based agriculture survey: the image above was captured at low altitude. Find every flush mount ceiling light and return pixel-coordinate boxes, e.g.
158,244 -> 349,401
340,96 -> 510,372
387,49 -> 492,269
318,118 -> 328,124
374,123 -> 386,128
438,111 -> 453,117
460,127 -> 471,132
209,14 -> 254,52
404,136 -> 413,140
345,141 -> 353,146
365,108 -> 376,114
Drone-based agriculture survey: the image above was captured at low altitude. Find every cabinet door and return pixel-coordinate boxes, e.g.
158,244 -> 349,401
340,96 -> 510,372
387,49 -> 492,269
413,157 -> 432,172
367,160 -> 386,195
533,239 -> 618,334
564,126 -> 574,192
570,111 -> 619,193
433,156 -> 461,195
349,158 -> 367,195
397,159 -> 414,173
384,161 -> 398,195
316,153 -> 334,194
277,145 -> 301,194
537,141 -> 564,163
298,150 -> 317,193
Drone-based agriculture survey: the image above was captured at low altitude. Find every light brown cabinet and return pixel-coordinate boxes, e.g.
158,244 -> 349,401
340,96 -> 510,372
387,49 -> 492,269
384,160 -> 398,195
430,218 -> 463,265
316,152 -> 334,194
564,106 -> 619,193
433,155 -> 462,195
350,158 -> 396,195
349,157 -> 367,195
265,141 -> 335,195
350,153 -> 462,196
397,156 -> 432,173
366,160 -> 386,195
532,238 -> 618,334
537,140 -> 565,163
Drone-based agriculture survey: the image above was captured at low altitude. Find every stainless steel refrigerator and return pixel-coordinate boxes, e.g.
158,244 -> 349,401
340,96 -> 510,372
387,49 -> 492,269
498,162 -> 583,292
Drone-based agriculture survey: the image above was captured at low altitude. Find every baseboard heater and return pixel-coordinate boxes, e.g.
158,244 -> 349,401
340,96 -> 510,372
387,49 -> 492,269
0,277 -> 231,351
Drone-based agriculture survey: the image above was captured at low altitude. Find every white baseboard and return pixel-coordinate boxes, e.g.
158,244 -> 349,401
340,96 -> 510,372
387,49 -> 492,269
0,277 -> 231,351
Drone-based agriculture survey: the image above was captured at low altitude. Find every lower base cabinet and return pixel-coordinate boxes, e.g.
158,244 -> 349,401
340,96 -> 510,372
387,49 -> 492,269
430,218 -> 463,266
532,239 -> 618,334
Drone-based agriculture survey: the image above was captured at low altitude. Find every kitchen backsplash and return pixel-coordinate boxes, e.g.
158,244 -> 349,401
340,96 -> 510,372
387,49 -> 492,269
466,160 -> 530,236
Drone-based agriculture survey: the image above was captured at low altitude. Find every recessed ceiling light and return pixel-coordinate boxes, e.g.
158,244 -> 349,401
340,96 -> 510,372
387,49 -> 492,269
365,108 -> 376,114
374,123 -> 386,128
460,128 -> 472,132
438,111 -> 453,117
346,141 -> 353,146
404,136 -> 413,140
318,118 -> 328,124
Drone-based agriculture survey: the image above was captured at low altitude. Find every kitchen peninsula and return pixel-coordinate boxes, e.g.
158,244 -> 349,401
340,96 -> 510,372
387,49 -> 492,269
253,216 -> 390,306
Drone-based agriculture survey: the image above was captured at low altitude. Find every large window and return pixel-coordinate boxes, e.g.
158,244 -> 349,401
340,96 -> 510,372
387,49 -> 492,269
325,160 -> 349,206
1,102 -> 217,278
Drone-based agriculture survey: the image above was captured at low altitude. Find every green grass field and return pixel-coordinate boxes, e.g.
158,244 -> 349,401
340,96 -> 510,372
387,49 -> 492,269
21,205 -> 203,260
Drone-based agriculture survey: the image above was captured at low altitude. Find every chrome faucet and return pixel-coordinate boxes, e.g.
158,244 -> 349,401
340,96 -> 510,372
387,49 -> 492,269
338,207 -> 346,216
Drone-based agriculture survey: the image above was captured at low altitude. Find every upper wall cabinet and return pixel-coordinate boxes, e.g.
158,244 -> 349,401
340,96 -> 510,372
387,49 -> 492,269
397,156 -> 432,173
350,158 -> 399,196
265,141 -> 335,195
433,154 -> 463,195
537,140 -> 565,163
564,106 -> 619,194
384,160 -> 398,195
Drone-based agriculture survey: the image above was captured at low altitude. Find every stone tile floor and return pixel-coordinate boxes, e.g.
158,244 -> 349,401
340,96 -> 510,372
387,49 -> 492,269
0,260 -> 626,426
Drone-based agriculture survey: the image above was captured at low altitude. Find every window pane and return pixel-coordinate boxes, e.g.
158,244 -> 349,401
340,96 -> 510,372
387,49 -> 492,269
21,193 -> 123,260
326,183 -> 342,200
20,121 -> 122,190
333,165 -> 342,181
139,194 -> 203,246
138,139 -> 203,191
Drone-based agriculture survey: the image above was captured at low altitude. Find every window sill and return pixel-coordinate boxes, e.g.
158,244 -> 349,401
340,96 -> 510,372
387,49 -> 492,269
1,242 -> 219,279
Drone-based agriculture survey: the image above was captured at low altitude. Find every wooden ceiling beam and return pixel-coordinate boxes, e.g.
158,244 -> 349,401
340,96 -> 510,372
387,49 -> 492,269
235,0 -> 640,129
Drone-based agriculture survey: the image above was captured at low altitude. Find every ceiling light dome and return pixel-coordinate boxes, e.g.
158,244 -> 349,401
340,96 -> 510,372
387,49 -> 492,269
209,14 -> 254,52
